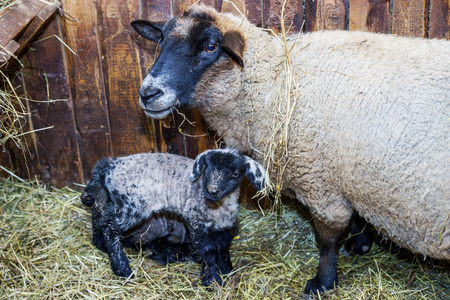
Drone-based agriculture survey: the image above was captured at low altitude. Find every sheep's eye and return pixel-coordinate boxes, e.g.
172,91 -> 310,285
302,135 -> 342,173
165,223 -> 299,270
204,44 -> 218,53
232,170 -> 240,177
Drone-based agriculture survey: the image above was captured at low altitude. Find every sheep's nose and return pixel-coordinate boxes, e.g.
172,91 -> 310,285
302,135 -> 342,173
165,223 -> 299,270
140,88 -> 163,106
207,186 -> 219,196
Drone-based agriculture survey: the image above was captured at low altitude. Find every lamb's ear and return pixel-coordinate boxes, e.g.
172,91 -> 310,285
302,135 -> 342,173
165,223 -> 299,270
244,156 -> 265,191
222,31 -> 245,68
131,20 -> 165,42
190,150 -> 212,181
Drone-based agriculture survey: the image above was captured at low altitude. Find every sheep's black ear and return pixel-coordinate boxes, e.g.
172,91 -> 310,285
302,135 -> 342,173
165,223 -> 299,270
131,20 -> 165,42
244,156 -> 265,190
190,150 -> 211,181
222,30 -> 245,68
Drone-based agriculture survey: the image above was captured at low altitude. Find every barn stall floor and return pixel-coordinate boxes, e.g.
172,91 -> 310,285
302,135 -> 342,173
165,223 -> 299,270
0,177 -> 449,299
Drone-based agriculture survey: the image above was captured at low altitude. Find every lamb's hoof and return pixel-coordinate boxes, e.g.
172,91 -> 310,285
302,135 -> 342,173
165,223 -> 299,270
201,272 -> 223,288
112,265 -> 134,279
303,276 -> 335,298
344,232 -> 373,256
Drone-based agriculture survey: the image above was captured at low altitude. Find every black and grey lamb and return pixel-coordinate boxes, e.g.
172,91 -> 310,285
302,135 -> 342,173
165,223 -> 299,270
80,148 -> 265,286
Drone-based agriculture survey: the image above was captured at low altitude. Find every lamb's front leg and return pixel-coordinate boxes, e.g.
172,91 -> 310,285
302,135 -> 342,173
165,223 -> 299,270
189,225 -> 222,286
103,226 -> 133,278
304,218 -> 347,297
211,227 -> 235,276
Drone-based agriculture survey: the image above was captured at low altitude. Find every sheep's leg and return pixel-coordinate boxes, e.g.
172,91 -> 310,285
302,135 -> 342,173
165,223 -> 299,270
189,225 -> 222,286
91,207 -> 107,252
304,218 -> 345,296
211,228 -> 234,276
344,212 -> 374,255
103,226 -> 133,278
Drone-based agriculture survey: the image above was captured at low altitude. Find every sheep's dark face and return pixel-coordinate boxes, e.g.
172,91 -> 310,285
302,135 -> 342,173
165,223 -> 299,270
131,6 -> 245,119
190,149 -> 266,203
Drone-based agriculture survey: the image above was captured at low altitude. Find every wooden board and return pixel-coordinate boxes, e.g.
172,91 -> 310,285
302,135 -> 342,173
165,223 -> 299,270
429,0 -> 450,39
60,0 -> 113,183
305,0 -> 347,31
264,0 -> 303,33
0,0 -> 47,45
0,0 -> 59,68
392,0 -> 428,37
349,0 -> 390,33
12,16 -> 81,187
94,0 -> 155,157
0,150 -> 14,178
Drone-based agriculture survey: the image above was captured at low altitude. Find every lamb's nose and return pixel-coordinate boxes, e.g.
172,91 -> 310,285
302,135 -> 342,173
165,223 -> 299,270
207,186 -> 219,196
140,88 -> 163,106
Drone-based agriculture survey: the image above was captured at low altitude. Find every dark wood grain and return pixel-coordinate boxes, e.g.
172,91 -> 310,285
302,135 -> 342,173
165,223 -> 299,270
0,0 -> 59,68
13,16 -> 81,187
306,0 -> 347,31
61,0 -> 113,183
95,0 -> 155,157
0,0 -> 47,46
392,0 -> 428,37
429,0 -> 450,39
265,0 -> 303,33
349,0 -> 390,33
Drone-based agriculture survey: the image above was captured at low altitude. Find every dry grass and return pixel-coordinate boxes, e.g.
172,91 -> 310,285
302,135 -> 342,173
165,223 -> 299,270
1,177 -> 449,299
258,1 -> 303,204
0,71 -> 29,150
0,0 -> 14,9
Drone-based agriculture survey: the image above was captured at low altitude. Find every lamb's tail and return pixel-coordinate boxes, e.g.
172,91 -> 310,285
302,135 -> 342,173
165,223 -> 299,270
80,158 -> 111,207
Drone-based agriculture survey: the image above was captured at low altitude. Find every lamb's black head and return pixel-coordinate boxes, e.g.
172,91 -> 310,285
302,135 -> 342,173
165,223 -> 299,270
190,149 -> 265,203
131,5 -> 245,119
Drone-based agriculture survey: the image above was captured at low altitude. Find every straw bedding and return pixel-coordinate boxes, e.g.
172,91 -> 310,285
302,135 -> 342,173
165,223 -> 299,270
1,177 -> 449,299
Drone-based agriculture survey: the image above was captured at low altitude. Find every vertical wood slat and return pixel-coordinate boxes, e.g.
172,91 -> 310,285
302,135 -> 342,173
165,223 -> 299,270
429,0 -> 450,39
305,0 -> 347,31
0,150 -> 14,178
349,0 -> 390,33
392,0 -> 428,37
95,0 -> 155,157
14,16 -> 81,187
245,0 -> 264,27
263,0 -> 303,34
61,0 -> 113,183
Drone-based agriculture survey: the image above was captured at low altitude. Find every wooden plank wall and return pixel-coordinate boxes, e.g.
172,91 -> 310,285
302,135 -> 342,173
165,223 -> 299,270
1,0 -> 449,187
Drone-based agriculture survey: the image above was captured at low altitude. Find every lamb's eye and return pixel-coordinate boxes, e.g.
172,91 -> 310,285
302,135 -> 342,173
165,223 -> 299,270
232,170 -> 240,177
204,44 -> 218,53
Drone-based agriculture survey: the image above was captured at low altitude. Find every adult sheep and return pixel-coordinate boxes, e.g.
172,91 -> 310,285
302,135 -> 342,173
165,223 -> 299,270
130,4 -> 450,296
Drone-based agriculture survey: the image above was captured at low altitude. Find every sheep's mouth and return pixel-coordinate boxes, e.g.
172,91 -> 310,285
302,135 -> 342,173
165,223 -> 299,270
142,107 -> 173,119
205,193 -> 226,204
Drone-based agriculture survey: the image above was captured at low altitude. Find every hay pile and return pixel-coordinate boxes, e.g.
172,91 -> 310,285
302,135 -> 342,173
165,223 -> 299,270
0,0 -> 14,9
1,177 -> 449,299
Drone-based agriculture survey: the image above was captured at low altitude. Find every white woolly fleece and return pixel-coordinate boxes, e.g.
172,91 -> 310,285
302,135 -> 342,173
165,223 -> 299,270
190,6 -> 450,260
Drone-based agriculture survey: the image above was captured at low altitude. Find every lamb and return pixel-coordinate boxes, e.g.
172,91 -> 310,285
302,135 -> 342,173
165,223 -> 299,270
80,148 -> 265,286
130,4 -> 450,296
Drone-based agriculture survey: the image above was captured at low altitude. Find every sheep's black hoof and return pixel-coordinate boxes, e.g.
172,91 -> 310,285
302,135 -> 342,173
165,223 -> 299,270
112,263 -> 133,279
201,267 -> 223,287
304,276 -> 335,298
344,232 -> 373,255
216,259 -> 233,276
